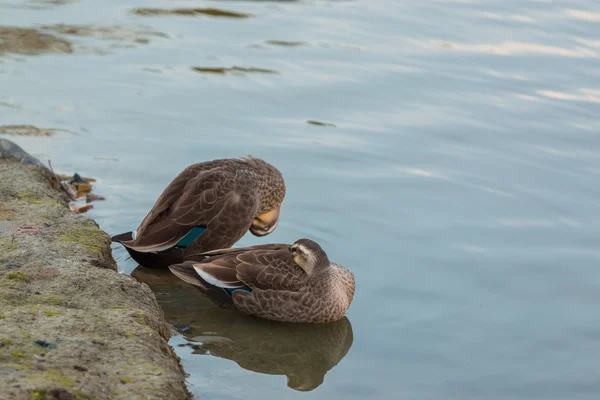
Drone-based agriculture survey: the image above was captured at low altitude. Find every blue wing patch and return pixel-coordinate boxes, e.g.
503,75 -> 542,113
225,287 -> 252,295
175,226 -> 206,248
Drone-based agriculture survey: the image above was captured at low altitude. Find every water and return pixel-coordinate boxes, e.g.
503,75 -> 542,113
2,0 -> 600,398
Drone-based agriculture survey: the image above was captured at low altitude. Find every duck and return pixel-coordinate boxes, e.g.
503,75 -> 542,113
168,238 -> 355,323
111,156 -> 286,269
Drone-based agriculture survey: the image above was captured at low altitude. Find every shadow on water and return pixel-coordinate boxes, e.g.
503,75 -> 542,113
307,120 -> 336,127
32,0 -> 78,6
0,27 -> 72,56
132,8 -> 253,19
0,125 -> 75,137
43,24 -> 169,45
132,266 -> 354,392
265,40 -> 308,47
191,66 -> 278,75
0,0 -> 77,10
0,25 -> 165,57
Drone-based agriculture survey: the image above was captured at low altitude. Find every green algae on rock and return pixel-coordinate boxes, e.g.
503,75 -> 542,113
0,142 -> 190,399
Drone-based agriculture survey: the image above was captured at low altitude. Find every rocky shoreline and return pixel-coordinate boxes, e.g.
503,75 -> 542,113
0,140 -> 190,400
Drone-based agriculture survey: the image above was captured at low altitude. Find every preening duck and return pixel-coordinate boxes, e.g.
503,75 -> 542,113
112,156 -> 285,268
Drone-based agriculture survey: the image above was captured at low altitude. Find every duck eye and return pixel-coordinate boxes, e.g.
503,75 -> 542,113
290,247 -> 296,253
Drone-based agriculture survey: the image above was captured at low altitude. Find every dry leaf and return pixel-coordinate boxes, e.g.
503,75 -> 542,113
70,203 -> 94,213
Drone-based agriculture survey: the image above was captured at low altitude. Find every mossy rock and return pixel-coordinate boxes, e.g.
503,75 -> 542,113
0,147 -> 189,399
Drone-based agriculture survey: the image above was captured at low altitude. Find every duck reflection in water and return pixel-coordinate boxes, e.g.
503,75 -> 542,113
132,266 -> 354,391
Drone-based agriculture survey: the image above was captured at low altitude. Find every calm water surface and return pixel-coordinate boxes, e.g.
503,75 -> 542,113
2,0 -> 600,398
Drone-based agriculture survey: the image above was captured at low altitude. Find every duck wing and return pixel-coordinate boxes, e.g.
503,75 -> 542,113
183,245 -> 308,292
170,247 -> 329,321
192,243 -> 290,257
120,161 -> 259,253
168,247 -> 300,310
234,249 -> 309,291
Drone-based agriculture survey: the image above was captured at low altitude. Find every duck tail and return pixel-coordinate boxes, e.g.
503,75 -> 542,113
111,231 -> 185,269
111,231 -> 134,243
169,262 -> 235,309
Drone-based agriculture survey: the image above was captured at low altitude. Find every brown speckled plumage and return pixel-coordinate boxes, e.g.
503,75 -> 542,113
169,239 -> 355,323
111,156 -> 285,268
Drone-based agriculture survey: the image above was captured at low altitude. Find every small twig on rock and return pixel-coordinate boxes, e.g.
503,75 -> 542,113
48,160 -> 77,200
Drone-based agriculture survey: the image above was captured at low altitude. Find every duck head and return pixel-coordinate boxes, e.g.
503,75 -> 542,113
290,238 -> 330,275
248,157 -> 286,237
250,206 -> 281,236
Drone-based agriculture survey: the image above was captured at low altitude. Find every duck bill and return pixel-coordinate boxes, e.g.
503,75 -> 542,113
250,207 -> 280,237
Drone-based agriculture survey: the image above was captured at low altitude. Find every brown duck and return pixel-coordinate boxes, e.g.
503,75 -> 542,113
168,239 -> 355,323
111,156 -> 285,268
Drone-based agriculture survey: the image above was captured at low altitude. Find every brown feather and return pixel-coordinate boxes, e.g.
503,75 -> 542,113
170,238 -> 355,323
113,157 -> 285,269
122,217 -> 189,252
135,163 -> 205,237
192,263 -> 243,287
168,262 -> 234,308
169,262 -> 209,289
193,243 -> 289,257
115,157 -> 285,257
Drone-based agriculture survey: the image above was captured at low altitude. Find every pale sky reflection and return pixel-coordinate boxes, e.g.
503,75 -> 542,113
429,40 -> 598,58
479,12 -> 535,23
565,9 -> 600,22
498,218 -> 581,228
538,89 -> 600,104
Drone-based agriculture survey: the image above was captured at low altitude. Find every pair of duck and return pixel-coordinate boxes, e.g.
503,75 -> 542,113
112,156 -> 355,324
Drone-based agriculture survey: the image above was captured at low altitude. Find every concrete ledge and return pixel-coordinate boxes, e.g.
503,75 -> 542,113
0,145 -> 190,399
